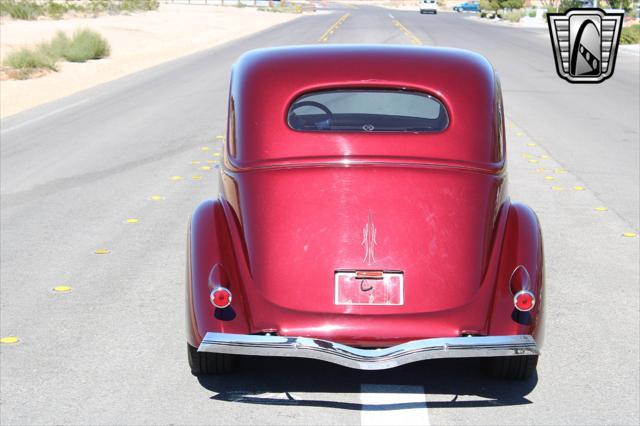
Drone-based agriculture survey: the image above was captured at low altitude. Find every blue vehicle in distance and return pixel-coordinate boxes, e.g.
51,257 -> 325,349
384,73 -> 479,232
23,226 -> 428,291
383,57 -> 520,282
453,1 -> 480,12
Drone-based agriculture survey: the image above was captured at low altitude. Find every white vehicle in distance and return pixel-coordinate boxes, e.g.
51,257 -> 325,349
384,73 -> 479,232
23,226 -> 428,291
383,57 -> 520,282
419,0 -> 438,14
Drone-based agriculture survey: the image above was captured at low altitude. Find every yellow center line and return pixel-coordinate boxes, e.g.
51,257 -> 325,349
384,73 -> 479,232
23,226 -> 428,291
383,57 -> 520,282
318,13 -> 350,43
393,19 -> 423,45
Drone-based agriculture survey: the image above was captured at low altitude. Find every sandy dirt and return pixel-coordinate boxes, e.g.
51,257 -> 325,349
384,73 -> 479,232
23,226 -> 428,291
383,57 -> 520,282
0,4 -> 301,118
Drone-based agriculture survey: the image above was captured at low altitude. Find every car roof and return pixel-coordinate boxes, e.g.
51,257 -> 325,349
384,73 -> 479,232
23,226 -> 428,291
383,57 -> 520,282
228,45 -> 503,172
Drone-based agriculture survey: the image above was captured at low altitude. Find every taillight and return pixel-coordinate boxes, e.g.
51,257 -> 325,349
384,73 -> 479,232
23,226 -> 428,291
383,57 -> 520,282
210,287 -> 232,309
510,265 -> 535,312
513,290 -> 535,312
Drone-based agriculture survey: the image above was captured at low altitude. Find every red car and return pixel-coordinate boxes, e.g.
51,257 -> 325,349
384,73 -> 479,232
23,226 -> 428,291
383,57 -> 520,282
186,45 -> 544,380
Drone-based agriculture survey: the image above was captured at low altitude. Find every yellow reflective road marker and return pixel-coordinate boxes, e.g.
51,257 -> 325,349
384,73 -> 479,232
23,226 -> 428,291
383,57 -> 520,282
170,175 -> 183,181
551,186 -> 563,191
150,195 -> 164,201
212,152 -> 221,157
540,155 -> 549,159
527,159 -> 539,163
544,176 -> 555,181
573,186 -> 586,191
94,249 -> 111,255
555,168 -> 567,174
191,160 -> 201,165
0,336 -> 19,344
53,285 -> 72,293
200,166 -> 211,171
622,232 -> 638,237
523,153 -> 533,158
535,168 -> 546,173
207,160 -> 217,164
201,146 -> 210,151
191,175 -> 203,180
125,218 -> 139,223
516,131 -> 524,137
594,207 -> 608,212
527,143 -> 537,147
216,135 -> 225,140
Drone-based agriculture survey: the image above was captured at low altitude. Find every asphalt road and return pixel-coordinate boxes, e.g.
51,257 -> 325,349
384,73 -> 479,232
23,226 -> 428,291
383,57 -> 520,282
1,4 -> 639,425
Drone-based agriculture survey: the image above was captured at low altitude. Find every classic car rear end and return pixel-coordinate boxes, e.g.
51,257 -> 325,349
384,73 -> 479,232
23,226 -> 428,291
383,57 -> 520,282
186,45 -> 545,380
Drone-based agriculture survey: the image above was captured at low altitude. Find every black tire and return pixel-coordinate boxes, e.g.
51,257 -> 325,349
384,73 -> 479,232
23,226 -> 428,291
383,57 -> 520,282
188,343 -> 236,375
487,355 -> 538,380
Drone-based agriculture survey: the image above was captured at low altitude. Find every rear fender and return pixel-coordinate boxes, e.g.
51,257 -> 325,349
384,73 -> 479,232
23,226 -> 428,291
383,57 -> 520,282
489,202 -> 545,346
186,199 -> 250,347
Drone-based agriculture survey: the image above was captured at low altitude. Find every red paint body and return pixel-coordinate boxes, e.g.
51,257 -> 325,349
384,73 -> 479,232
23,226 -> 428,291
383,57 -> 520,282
186,45 -> 545,348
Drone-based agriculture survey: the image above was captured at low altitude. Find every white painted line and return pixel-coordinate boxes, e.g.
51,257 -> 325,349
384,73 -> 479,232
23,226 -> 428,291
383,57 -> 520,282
1,99 -> 89,134
388,13 -> 395,19
360,384 -> 430,426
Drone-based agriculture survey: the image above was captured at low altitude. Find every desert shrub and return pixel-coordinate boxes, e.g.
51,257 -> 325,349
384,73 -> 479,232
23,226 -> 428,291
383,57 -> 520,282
0,0 -> 43,20
620,25 -> 640,44
144,0 -> 160,10
45,0 -> 67,19
61,29 -> 110,62
528,9 -> 536,18
3,47 -> 58,79
503,9 -> 525,22
3,28 -> 110,79
43,31 -> 71,58
122,0 -> 159,11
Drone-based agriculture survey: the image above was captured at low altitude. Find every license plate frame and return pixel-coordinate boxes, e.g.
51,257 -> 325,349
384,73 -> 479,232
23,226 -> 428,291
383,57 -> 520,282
334,270 -> 404,306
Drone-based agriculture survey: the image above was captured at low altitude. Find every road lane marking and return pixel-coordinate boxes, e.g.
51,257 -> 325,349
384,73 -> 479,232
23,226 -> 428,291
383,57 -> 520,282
392,19 -> 423,45
52,285 -> 72,293
594,207 -> 608,211
360,384 -> 430,426
0,336 -> 20,344
0,99 -> 88,134
94,249 -> 111,254
388,13 -> 395,19
124,218 -> 139,223
149,195 -> 164,201
318,13 -> 350,43
170,175 -> 184,181
622,232 -> 637,237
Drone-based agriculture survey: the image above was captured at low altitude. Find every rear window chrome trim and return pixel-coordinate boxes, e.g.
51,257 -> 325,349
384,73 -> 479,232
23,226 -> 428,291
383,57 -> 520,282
286,88 -> 450,134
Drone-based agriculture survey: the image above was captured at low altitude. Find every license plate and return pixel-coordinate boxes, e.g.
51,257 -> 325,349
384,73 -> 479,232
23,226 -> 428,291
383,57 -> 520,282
334,271 -> 404,306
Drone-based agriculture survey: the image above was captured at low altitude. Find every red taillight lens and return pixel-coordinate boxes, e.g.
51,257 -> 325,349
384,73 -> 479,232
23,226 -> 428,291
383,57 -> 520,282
514,290 -> 535,312
210,287 -> 232,309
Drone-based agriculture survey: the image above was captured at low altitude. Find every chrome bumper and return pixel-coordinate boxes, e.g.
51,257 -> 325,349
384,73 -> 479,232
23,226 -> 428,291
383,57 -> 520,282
198,333 -> 539,370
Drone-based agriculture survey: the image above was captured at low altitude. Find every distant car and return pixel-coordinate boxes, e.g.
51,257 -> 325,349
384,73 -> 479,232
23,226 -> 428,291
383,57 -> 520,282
420,0 -> 438,14
453,1 -> 480,12
186,45 -> 545,380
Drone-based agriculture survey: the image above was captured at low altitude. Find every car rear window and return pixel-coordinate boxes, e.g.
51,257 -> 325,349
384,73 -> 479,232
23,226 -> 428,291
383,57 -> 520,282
287,89 -> 449,133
